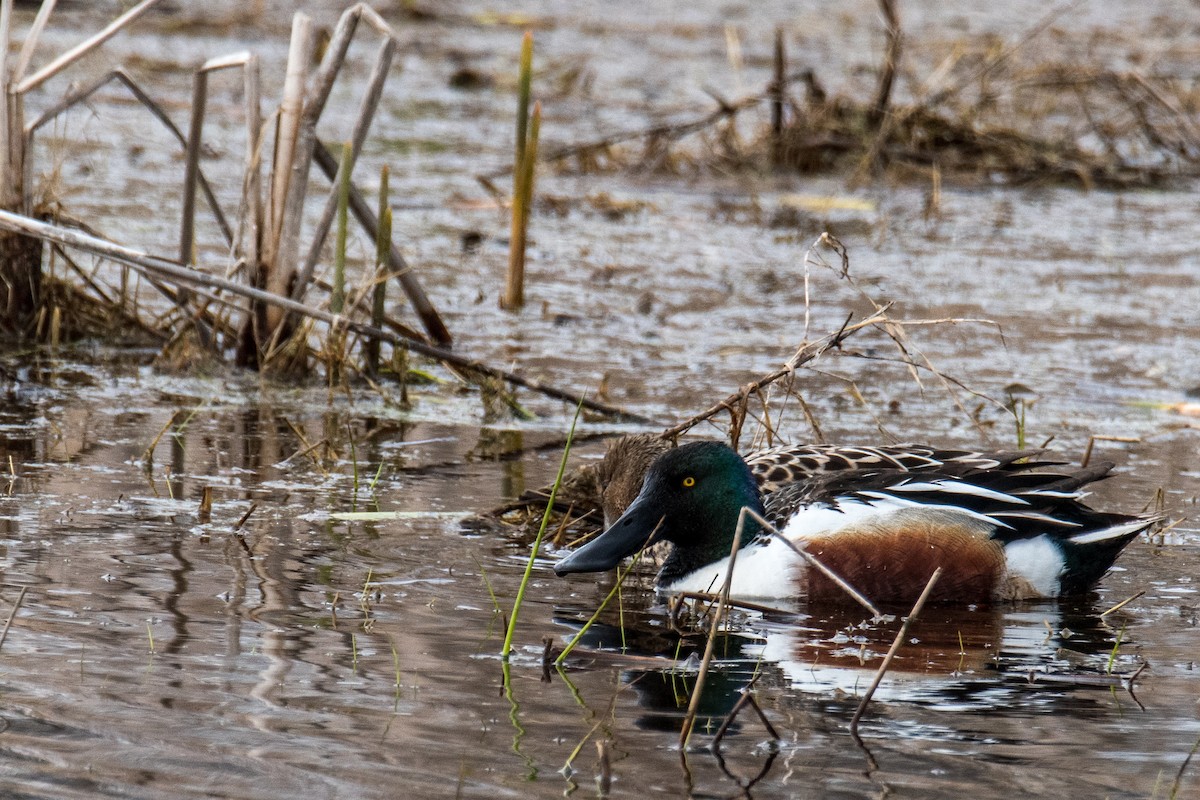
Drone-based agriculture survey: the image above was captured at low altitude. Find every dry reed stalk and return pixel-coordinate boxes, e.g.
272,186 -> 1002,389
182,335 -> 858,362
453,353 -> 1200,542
366,167 -> 390,377
233,502 -> 258,531
672,591 -> 795,618
0,1 -> 13,198
503,33 -> 536,311
0,209 -> 644,421
870,0 -> 901,126
262,12 -> 313,332
198,486 -> 213,524
711,672 -> 779,748
2,0 -> 163,333
14,0 -> 163,95
270,6 -> 392,347
331,141 -> 352,314
294,34 -> 396,302
9,0 -> 56,89
180,70 -> 208,270
770,27 -> 785,165
1080,434 -> 1141,468
181,52 -> 259,273
238,55 -> 263,271
1099,589 -> 1146,618
0,586 -> 27,653
25,70 -> 228,243
849,567 -> 942,737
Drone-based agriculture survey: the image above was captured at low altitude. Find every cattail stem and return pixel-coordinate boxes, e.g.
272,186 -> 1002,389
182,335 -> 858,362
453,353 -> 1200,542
503,33 -> 536,311
331,140 -> 352,315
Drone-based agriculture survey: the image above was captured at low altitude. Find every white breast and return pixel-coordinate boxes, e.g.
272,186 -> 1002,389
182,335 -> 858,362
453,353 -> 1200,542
660,536 -> 801,599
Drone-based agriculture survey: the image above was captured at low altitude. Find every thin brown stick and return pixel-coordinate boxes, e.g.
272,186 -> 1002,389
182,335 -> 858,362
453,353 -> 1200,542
679,508 -> 747,748
660,305 -> 891,440
743,507 -> 881,618
1169,732 -> 1200,800
233,503 -> 258,532
711,672 -> 780,748
849,567 -> 942,736
673,591 -> 796,618
770,27 -> 786,164
1099,589 -> 1146,618
141,410 -> 185,466
870,0 -> 901,126
14,0 -> 163,95
294,35 -> 396,303
1081,434 -> 1140,468
0,586 -> 28,653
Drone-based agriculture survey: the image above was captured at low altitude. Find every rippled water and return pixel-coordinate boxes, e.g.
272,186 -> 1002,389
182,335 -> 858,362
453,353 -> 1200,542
1,1 -> 1199,798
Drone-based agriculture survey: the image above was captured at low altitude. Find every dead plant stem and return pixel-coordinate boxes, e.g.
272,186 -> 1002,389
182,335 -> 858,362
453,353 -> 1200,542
849,567 -> 942,737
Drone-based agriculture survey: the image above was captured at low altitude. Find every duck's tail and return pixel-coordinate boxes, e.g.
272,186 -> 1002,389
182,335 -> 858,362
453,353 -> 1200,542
1058,515 -> 1163,595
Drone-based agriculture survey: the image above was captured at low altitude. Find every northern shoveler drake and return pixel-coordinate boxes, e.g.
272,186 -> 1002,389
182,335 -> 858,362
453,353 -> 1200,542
555,440 -> 1160,605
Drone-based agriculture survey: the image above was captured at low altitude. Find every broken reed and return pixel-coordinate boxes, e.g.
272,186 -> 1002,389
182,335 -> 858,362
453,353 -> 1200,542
500,399 -> 584,660
331,140 -> 352,315
503,32 -> 539,311
366,165 -> 390,377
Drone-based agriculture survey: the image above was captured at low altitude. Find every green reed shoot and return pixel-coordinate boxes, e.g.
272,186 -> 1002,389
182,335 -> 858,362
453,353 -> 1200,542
1107,623 -> 1126,674
369,461 -> 386,495
474,555 -> 503,618
332,140 -> 353,314
347,424 -> 360,502
514,32 -> 533,182
555,549 -> 644,666
501,399 -> 583,660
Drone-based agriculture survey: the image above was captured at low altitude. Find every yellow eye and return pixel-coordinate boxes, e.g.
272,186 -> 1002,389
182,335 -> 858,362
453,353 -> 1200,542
682,476 -> 695,488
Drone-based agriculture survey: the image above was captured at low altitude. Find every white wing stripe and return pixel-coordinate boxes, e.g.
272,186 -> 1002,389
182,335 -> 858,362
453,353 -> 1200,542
881,480 -> 1031,505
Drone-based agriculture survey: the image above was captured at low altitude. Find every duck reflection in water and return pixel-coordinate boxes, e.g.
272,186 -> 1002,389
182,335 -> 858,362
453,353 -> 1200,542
555,595 -> 1140,735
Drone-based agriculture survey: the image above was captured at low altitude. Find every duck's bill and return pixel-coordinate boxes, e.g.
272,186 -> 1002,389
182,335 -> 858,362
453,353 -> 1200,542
553,493 -> 664,576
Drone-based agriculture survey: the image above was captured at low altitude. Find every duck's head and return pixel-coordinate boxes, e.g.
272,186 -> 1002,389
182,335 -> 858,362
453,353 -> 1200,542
554,441 -> 764,577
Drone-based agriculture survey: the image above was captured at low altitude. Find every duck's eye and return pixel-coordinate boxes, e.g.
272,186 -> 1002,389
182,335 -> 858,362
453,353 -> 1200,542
682,476 -> 695,488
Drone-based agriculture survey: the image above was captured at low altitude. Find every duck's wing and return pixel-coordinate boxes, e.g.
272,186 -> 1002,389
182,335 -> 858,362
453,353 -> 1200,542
746,443 -> 1046,494
763,461 -> 1160,596
762,459 -> 1138,540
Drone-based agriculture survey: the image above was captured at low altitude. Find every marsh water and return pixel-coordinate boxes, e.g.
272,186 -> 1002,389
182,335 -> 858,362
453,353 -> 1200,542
2,1 -> 1200,798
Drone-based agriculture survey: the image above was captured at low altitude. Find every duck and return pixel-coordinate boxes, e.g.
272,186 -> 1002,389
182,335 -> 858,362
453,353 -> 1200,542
554,440 -> 1160,605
